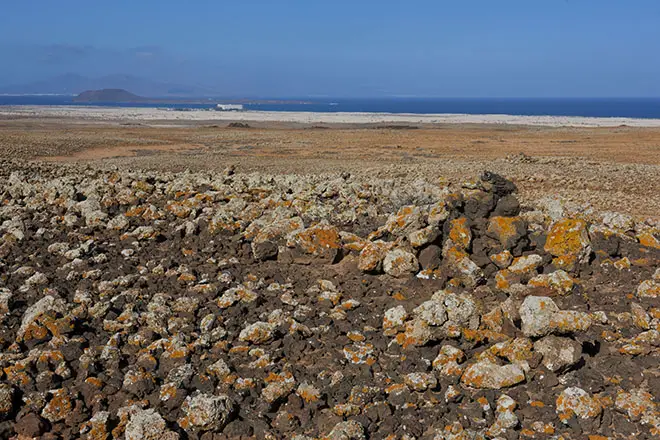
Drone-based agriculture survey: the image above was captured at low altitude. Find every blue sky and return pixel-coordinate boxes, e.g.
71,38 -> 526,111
1,0 -> 659,97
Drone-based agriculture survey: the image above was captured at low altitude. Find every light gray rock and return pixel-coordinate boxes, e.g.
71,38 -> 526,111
18,295 -> 67,340
125,407 -> 179,440
533,335 -> 582,372
238,321 -> 276,344
413,300 -> 448,326
0,384 -> 14,417
178,393 -> 234,431
461,361 -> 526,389
0,288 -> 11,315
325,420 -> 366,440
519,296 -> 591,337
383,248 -> 419,278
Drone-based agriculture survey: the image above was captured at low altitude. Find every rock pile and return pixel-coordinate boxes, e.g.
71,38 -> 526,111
0,161 -> 658,439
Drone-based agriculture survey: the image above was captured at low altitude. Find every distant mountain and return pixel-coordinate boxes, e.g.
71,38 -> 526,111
0,73 -> 220,97
73,89 -> 145,103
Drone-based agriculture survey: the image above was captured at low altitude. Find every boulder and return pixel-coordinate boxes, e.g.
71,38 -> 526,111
178,393 -> 234,431
126,407 -> 179,440
556,387 -> 601,422
383,249 -> 419,278
533,335 -> 582,372
461,361 -> 526,389
487,216 -> 527,249
544,218 -> 592,270
519,296 -> 592,338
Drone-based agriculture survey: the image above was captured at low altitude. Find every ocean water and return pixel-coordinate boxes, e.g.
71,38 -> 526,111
1,96 -> 659,119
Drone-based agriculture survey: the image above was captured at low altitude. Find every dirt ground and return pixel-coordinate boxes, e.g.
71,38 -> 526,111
1,117 -> 659,218
0,114 -> 659,439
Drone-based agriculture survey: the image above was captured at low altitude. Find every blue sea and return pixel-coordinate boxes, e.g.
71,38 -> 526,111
1,96 -> 659,119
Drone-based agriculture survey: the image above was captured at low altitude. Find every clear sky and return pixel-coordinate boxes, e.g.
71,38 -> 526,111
1,0 -> 659,97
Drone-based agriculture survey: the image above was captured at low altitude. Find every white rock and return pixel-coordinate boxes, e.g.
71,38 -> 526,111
413,300 -> 447,326
126,407 -> 179,440
533,335 -> 582,372
383,249 -> 419,278
178,393 -> 234,431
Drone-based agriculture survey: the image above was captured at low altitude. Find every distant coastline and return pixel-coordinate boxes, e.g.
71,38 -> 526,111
2,95 -> 660,119
3,105 -> 660,127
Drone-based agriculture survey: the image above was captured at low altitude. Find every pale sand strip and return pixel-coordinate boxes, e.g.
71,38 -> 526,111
2,105 -> 660,127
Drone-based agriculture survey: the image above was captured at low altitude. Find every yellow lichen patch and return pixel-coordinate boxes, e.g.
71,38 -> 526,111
461,361 -> 525,389
208,219 -> 242,234
495,269 -> 518,291
85,377 -> 104,389
637,232 -> 660,249
159,383 -> 178,402
37,350 -> 64,365
552,254 -> 579,271
392,291 -> 406,301
385,383 -> 407,394
520,428 -> 536,437
347,331 -> 365,342
548,311 -> 592,334
481,307 -> 504,332
333,403 -> 361,416
343,343 -> 375,365
42,388 -> 73,422
21,321 -> 49,342
615,388 -> 656,423
448,217 -> 472,249
528,270 -> 576,295
490,250 -> 513,269
4,364 -> 33,387
556,387 -> 602,421
296,383 -> 321,403
613,257 -> 632,270
395,319 -> 432,349
637,279 -> 660,298
124,206 -> 146,217
545,218 -> 590,257
228,345 -> 250,355
294,224 -> 341,255
234,378 -> 256,392
463,328 -> 510,345
165,200 -> 192,218
488,216 -> 525,248
341,231 -> 368,252
443,245 -> 469,266
358,240 -> 391,272
490,337 -> 533,362
596,394 -> 614,408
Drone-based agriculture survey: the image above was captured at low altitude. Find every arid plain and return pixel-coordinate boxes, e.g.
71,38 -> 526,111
0,110 -> 659,439
1,113 -> 659,218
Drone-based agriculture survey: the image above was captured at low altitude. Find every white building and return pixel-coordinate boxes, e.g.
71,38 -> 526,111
215,104 -> 244,111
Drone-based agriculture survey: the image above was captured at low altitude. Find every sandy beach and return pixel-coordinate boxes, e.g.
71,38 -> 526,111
3,105 -> 660,127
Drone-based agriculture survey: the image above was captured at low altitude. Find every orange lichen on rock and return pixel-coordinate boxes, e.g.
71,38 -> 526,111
461,361 -> 525,389
544,218 -> 591,270
637,231 -> 660,249
292,223 -> 341,255
448,217 -> 472,249
488,216 -> 526,248
556,387 -> 602,422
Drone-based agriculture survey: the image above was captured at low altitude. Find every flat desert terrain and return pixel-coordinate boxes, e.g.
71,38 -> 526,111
1,109 -> 659,218
0,108 -> 658,439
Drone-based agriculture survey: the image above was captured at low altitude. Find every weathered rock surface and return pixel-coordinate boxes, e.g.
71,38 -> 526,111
0,163 -> 657,438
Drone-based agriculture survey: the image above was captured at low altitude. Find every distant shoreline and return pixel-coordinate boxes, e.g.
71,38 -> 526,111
2,105 -> 660,127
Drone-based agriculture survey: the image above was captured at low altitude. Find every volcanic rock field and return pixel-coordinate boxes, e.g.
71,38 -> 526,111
0,160 -> 658,439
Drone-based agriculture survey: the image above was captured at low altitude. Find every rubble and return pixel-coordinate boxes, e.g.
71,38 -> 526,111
0,162 -> 657,438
